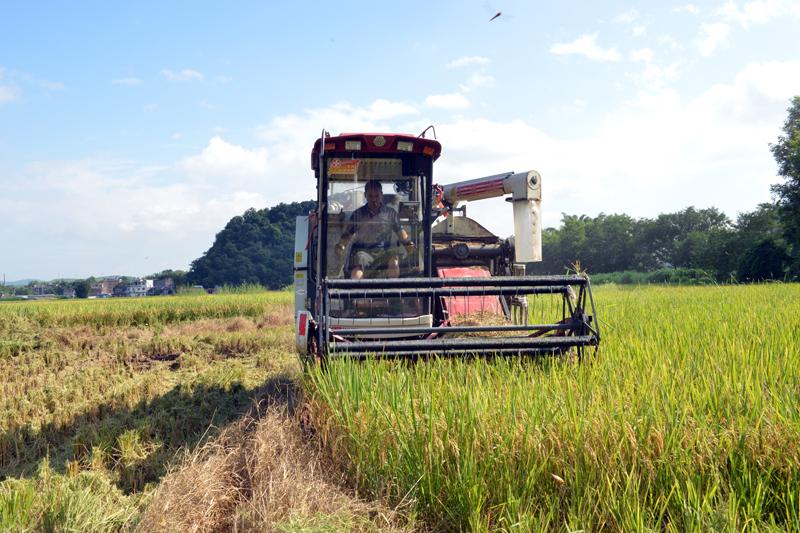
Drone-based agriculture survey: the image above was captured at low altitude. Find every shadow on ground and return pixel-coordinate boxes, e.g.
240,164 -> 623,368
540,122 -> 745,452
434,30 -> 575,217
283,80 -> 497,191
0,373 -> 300,493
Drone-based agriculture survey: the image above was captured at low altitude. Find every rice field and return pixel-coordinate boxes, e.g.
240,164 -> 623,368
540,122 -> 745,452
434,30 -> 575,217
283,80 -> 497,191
1,284 -> 798,531
0,292 -> 301,531
307,284 -> 800,531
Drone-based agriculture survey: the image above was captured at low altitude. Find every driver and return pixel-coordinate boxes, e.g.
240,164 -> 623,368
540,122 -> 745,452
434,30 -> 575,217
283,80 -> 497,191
335,180 -> 415,279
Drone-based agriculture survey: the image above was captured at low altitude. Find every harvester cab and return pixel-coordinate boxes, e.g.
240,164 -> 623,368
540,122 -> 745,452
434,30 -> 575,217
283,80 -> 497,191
293,130 -> 599,362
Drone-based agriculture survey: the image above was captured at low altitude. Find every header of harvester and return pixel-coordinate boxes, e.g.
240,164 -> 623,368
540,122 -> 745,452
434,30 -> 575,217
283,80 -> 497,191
311,132 -> 442,172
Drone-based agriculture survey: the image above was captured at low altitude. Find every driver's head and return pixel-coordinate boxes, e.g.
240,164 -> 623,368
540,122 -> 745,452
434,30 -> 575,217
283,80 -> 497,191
364,181 -> 383,211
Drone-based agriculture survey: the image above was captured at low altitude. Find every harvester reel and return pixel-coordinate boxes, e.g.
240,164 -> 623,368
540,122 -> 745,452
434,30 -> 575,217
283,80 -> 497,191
319,275 -> 599,360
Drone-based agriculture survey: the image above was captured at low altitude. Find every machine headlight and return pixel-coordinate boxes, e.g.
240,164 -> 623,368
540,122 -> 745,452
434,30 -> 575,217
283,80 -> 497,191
345,140 -> 361,151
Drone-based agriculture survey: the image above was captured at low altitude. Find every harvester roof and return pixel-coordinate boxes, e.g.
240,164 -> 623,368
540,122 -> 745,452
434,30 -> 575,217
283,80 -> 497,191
311,133 -> 441,172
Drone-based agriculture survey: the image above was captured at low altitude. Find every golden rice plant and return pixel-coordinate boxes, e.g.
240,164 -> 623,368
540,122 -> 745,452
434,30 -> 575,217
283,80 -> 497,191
307,284 -> 800,531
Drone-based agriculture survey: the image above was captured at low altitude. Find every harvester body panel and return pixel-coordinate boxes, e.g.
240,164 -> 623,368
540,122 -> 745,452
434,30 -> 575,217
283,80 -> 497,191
436,266 -> 503,317
293,215 -> 310,317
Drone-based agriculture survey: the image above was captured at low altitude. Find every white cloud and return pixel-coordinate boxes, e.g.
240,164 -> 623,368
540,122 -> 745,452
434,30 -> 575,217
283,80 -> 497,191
550,34 -> 621,62
16,160 -> 190,235
425,92 -> 471,109
363,99 -> 419,120
553,98 -> 589,115
460,73 -> 496,92
253,98 -> 422,182
613,9 -> 639,23
673,3 -> 700,14
613,9 -> 647,35
446,56 -> 491,69
40,80 -> 65,90
178,136 -> 268,178
0,85 -> 16,103
658,34 -> 684,52
113,77 -> 142,86
629,48 -> 654,62
0,68 -> 18,103
143,103 -> 158,112
256,98 -> 418,143
695,60 -> 800,122
116,189 -> 265,234
571,98 -> 588,113
5,157 -> 268,276
260,103 -> 388,144
630,62 -> 681,89
161,68 -> 204,81
695,22 -> 730,56
719,0 -> 800,27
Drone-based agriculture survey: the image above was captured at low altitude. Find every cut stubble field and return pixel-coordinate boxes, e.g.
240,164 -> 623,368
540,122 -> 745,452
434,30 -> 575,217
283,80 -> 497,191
1,284 -> 798,531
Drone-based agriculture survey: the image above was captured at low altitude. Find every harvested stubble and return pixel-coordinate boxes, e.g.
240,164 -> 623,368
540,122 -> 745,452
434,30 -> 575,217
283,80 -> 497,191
138,396 -> 411,532
1,291 -> 342,531
1,289 -> 411,531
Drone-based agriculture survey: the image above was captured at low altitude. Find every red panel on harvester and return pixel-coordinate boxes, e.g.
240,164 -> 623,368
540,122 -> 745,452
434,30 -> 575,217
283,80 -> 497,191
437,266 -> 504,318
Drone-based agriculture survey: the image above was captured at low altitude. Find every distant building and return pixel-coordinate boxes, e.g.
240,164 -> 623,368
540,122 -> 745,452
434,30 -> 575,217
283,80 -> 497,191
128,278 -> 154,297
62,287 -> 76,298
90,278 -> 121,297
113,283 -> 129,297
32,284 -> 48,296
153,277 -> 175,295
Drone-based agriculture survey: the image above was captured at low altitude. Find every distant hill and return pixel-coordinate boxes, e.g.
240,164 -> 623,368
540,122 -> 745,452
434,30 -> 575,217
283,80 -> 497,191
188,201 -> 316,290
4,279 -> 37,287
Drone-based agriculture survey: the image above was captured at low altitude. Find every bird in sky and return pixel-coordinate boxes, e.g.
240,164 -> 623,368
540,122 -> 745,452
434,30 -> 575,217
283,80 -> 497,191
489,12 -> 502,21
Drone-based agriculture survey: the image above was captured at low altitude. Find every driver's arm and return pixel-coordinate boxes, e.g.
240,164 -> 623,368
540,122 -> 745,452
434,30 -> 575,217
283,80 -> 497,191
392,210 -> 414,250
336,233 -> 352,255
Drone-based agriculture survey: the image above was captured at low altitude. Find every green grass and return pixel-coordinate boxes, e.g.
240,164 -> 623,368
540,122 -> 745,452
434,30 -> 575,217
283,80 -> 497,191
0,460 -> 146,532
307,284 -> 800,531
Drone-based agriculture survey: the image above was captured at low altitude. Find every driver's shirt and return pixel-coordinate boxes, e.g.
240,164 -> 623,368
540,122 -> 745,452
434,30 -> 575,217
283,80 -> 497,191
344,204 -> 401,250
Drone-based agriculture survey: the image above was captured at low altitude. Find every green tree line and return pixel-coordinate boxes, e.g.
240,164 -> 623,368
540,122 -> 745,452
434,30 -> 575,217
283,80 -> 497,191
528,203 -> 796,281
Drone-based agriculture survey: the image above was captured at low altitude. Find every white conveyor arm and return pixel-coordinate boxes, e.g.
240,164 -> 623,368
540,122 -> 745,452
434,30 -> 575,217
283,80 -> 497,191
440,170 -> 542,262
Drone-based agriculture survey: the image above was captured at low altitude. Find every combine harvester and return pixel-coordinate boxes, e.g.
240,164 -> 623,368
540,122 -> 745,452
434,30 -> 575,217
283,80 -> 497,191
293,130 -> 599,362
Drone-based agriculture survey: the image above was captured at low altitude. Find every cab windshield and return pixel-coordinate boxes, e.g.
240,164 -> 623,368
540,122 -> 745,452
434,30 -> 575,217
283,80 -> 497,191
324,157 -> 423,280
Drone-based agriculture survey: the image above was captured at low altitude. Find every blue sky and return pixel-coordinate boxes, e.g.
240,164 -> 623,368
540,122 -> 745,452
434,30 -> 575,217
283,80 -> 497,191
1,0 -> 799,280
